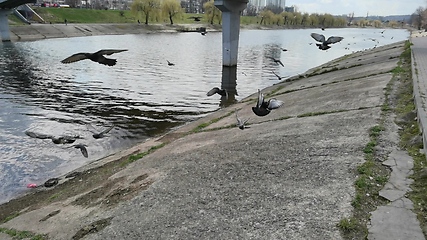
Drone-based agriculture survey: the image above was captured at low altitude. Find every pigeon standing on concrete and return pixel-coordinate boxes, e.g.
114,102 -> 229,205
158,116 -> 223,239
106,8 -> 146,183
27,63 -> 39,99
310,33 -> 343,50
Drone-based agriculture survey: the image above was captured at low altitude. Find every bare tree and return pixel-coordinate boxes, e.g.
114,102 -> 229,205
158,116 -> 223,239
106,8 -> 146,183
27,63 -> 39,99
161,0 -> 183,25
203,0 -> 221,24
412,7 -> 425,30
347,12 -> 354,26
131,0 -> 161,24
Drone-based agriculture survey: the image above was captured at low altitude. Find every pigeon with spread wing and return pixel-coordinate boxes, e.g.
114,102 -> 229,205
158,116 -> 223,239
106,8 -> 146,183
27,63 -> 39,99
61,49 -> 128,66
310,33 -> 343,50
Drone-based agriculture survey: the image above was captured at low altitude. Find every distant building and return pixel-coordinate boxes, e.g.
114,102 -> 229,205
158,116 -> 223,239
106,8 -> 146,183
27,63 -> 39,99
284,6 -> 294,12
180,0 -> 205,14
246,0 -> 292,14
35,0 -> 134,9
266,0 -> 285,9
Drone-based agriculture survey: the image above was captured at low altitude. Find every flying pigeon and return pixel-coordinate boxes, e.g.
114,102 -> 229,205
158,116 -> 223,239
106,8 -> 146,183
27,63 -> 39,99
167,60 -> 175,66
252,89 -> 283,117
207,87 -> 228,99
51,136 -> 81,144
87,124 -> 114,139
310,33 -> 343,50
271,71 -> 289,81
61,49 -> 128,66
235,109 -> 250,130
188,16 -> 202,22
73,144 -> 88,158
267,57 -> 284,67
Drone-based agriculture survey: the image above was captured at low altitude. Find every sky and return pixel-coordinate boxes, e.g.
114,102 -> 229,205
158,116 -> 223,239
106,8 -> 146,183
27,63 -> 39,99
287,0 -> 426,17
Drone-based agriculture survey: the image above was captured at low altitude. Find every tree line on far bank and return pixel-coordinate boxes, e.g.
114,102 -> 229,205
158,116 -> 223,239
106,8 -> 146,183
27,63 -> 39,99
131,0 -> 405,29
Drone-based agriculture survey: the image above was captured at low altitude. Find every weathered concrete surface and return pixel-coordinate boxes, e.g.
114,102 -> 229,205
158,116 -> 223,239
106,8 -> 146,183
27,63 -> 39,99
368,150 -> 424,240
366,32 -> 427,240
0,40 -> 422,240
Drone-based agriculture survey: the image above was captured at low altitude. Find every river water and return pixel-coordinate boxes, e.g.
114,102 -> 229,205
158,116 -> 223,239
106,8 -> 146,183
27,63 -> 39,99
0,27 -> 409,204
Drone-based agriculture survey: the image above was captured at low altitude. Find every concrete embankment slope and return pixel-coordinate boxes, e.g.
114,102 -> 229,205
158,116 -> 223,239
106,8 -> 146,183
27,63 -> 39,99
8,23 -> 215,41
0,41 -> 422,239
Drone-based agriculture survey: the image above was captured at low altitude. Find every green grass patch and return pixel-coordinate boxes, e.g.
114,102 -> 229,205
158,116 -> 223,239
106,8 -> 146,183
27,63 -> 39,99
391,65 -> 405,74
123,143 -> 166,166
394,41 -> 427,237
0,227 -> 46,240
297,109 -> 346,118
33,7 -> 137,24
1,212 -> 20,223
49,192 -> 62,201
337,217 -> 359,232
339,42 -> 414,239
190,111 -> 233,133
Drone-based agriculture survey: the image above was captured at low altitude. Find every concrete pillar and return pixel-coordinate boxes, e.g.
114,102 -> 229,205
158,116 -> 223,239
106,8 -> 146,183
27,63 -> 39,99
220,66 -> 238,107
214,0 -> 248,67
0,9 -> 11,42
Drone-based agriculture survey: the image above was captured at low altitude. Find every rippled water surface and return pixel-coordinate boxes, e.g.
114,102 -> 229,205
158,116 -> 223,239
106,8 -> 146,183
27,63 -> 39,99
0,27 -> 409,203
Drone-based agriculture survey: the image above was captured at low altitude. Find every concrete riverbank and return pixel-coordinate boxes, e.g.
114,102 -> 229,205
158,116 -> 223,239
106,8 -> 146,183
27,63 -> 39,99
8,23 -> 230,42
0,32 -> 424,239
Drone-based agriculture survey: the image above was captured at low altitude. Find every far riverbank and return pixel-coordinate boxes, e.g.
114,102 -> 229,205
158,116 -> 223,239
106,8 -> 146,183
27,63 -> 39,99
8,22 -> 296,42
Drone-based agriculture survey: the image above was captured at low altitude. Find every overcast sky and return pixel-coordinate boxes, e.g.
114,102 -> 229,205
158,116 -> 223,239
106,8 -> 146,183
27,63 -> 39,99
287,0 -> 426,17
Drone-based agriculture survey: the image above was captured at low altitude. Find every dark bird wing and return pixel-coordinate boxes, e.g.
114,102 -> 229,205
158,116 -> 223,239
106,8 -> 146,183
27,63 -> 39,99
25,131 -> 53,139
325,36 -> 344,44
44,178 -> 60,188
311,33 -> 325,43
277,60 -> 284,67
207,87 -> 220,96
74,144 -> 88,158
252,107 -> 270,116
99,125 -> 114,135
97,56 -> 117,66
95,49 -> 128,56
61,53 -> 89,64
